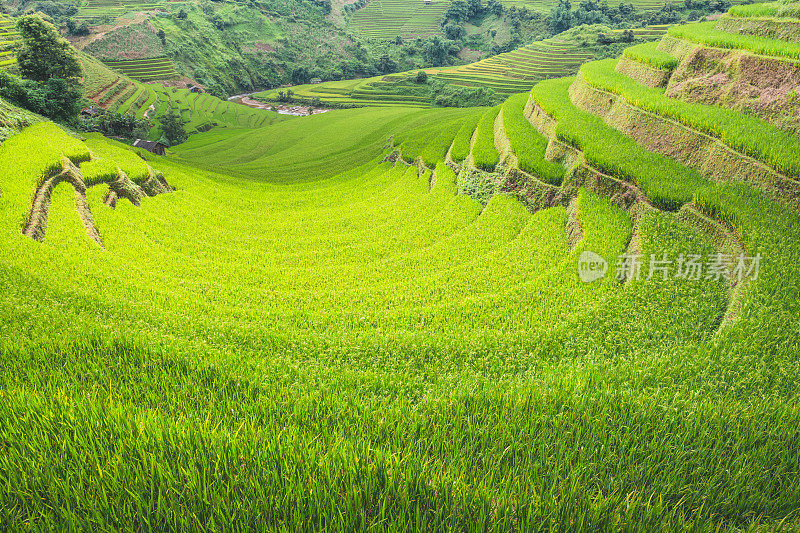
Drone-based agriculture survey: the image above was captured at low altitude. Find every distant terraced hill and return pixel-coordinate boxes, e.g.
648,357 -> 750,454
76,0 -> 188,21
350,0 -> 453,40
103,56 -> 180,82
496,0 -> 683,13
81,54 -> 279,140
255,25 -> 669,107
0,15 -> 20,69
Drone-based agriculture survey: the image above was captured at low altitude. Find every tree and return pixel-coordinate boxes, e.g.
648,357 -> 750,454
159,109 -> 187,146
620,29 -> 635,42
65,19 -> 90,37
0,72 -> 82,122
415,70 -> 428,83
444,22 -> 466,40
466,0 -> 482,17
423,37 -> 448,66
487,0 -> 504,15
16,15 -> 81,83
290,66 -> 311,85
377,54 -> 397,74
157,29 -> 166,45
549,0 -> 572,33
445,0 -> 470,22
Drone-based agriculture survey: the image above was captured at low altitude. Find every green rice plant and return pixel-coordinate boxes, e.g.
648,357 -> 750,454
0,124 -> 64,184
450,111 -> 481,162
83,134 -> 150,182
727,2 -> 779,17
580,59 -> 800,179
2,104 -> 800,531
471,106 -> 500,172
419,119 -> 464,167
79,158 -> 119,187
622,41 -> 678,70
501,93 -> 563,185
530,77 -> 707,210
668,20 -> 800,60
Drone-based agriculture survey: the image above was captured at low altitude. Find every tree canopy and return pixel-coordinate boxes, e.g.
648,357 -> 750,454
16,15 -> 82,83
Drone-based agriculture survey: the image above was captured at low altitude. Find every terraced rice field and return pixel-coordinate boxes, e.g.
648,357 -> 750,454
0,16 -> 20,69
76,0 -> 187,20
255,75 -> 436,108
436,37 -> 596,96
1,8 -> 799,530
88,70 -> 277,138
103,56 -> 180,82
256,27 -> 671,108
350,0 -> 452,40
437,26 -> 670,97
498,0 -> 681,13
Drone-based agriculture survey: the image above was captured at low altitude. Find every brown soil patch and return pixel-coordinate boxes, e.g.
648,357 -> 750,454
667,46 -> 800,135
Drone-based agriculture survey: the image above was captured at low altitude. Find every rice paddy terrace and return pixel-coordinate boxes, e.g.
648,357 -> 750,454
255,27 -> 668,107
493,0 -> 682,13
102,56 -> 180,82
75,0 -> 188,21
0,15 -> 20,69
1,5 -> 800,530
82,55 -> 274,138
350,0 -> 453,40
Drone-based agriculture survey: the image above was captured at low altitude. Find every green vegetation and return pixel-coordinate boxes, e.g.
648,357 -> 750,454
0,15 -> 20,69
727,1 -> 800,18
471,105 -> 500,171
394,109 -> 474,166
2,103 -> 798,528
450,109 -> 482,161
15,14 -> 81,83
501,93 -> 563,184
350,0 -> 453,40
2,3 -> 800,530
621,40 -> 678,69
580,58 -> 800,178
75,0 -> 189,21
254,25 -> 670,109
531,77 -> 707,209
668,20 -> 800,60
102,56 -> 180,82
0,15 -> 83,122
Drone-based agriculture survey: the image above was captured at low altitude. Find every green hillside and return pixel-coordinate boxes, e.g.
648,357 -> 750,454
1,6 -> 800,531
255,25 -> 669,107
350,0 -> 454,40
0,15 -> 20,69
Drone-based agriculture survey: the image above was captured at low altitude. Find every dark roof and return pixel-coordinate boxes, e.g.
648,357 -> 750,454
133,139 -> 166,153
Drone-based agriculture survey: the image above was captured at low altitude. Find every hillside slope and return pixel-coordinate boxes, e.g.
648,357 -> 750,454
0,8 -> 799,530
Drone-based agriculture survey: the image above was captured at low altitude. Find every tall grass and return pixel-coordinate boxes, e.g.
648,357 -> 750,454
450,112 -> 481,162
